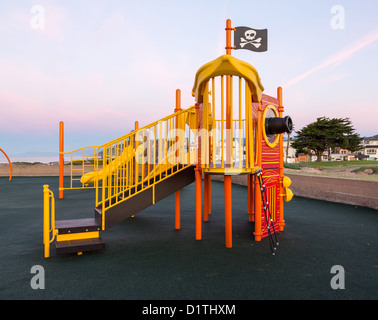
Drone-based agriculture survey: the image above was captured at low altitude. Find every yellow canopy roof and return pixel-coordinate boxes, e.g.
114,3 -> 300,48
192,54 -> 264,103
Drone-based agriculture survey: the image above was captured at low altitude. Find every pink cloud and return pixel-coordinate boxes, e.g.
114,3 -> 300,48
0,89 -> 53,133
316,73 -> 352,86
283,27 -> 378,89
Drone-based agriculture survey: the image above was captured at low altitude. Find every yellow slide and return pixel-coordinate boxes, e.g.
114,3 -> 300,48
80,145 -> 179,186
80,144 -> 135,186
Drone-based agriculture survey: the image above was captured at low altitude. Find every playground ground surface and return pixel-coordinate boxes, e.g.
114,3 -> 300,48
0,176 -> 377,302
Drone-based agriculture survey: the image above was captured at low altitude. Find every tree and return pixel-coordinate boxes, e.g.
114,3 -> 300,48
291,117 -> 362,162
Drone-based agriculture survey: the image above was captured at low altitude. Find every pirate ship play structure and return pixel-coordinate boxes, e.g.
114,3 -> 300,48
43,19 -> 293,257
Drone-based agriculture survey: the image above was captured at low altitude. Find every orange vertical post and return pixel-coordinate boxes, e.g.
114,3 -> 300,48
195,104 -> 202,240
134,121 -> 139,185
175,89 -> 181,230
248,174 -> 251,217
225,19 -> 235,55
59,121 -> 64,199
225,19 -> 235,166
253,103 -> 263,241
223,19 -> 235,247
204,174 -> 211,222
248,174 -> 255,222
175,192 -> 181,230
224,175 -> 232,248
278,87 -> 285,231
195,166 -> 202,240
208,174 -> 211,215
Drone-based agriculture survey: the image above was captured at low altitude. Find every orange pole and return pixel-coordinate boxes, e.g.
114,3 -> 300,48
278,87 -> 285,232
175,191 -> 181,230
204,175 -> 208,222
225,19 -> 234,166
195,166 -> 202,240
248,174 -> 251,217
224,19 -> 234,248
195,103 -> 202,240
248,174 -> 255,222
59,121 -> 64,199
253,103 -> 263,241
225,19 -> 235,54
175,89 -> 181,230
207,173 -> 211,215
0,148 -> 12,181
134,121 -> 139,185
251,174 -> 255,221
224,175 -> 232,248
204,174 -> 211,222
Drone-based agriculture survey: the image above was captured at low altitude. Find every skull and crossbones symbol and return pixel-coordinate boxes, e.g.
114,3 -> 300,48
240,29 -> 262,48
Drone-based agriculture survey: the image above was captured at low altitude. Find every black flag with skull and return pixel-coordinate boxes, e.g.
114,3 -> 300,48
234,26 -> 268,52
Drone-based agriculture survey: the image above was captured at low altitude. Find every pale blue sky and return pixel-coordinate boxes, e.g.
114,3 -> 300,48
1,0 -> 378,160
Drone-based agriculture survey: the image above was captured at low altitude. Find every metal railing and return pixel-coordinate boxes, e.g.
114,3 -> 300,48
200,76 -> 256,174
95,106 -> 197,217
60,146 -> 101,190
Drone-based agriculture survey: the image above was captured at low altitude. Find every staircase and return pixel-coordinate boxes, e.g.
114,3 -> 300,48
51,165 -> 195,256
43,106 -> 199,257
54,218 -> 104,255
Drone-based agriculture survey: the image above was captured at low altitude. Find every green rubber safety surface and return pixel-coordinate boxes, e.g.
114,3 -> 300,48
0,176 -> 377,300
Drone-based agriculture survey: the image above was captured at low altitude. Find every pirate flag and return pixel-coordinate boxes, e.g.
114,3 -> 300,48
234,26 -> 268,52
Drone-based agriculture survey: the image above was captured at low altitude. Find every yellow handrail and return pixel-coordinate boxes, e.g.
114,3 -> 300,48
43,185 -> 57,258
60,145 -> 101,190
95,106 -> 197,221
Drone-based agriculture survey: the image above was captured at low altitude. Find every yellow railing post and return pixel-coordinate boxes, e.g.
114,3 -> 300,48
43,185 -> 56,258
43,185 -> 50,258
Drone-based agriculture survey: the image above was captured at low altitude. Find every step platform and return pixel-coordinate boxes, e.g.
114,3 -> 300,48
55,218 -> 101,234
55,218 -> 105,255
55,237 -> 105,255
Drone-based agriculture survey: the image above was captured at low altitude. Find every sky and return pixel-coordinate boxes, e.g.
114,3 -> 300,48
0,0 -> 378,161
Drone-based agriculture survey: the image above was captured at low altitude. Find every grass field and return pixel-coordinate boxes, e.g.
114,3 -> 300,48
284,160 -> 378,181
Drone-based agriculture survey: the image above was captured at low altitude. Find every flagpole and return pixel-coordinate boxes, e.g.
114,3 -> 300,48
224,19 -> 235,248
225,19 -> 235,55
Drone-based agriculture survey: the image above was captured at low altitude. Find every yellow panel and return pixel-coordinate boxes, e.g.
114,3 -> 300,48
57,231 -> 99,242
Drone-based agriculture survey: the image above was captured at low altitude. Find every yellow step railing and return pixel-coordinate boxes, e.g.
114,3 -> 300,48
59,146 -> 101,191
43,185 -> 57,258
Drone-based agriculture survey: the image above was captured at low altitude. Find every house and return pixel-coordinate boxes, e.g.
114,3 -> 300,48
296,152 -> 328,162
283,138 -> 296,163
329,147 -> 357,161
361,135 -> 378,160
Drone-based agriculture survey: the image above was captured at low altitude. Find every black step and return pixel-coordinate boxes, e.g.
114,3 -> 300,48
56,237 -> 105,255
55,218 -> 101,234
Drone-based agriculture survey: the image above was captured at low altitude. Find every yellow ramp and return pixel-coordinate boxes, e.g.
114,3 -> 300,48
81,144 -> 135,186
